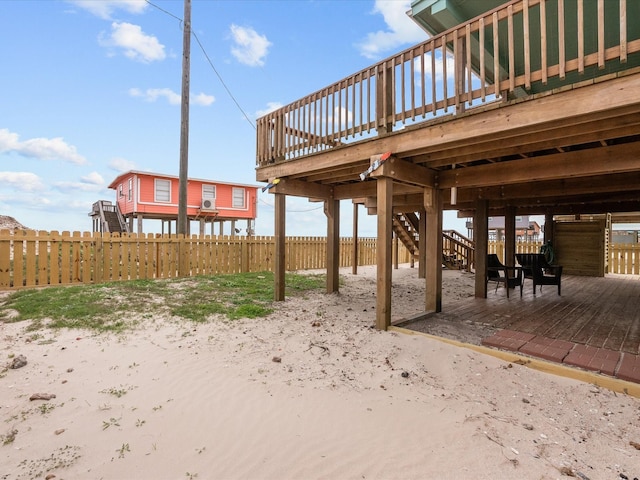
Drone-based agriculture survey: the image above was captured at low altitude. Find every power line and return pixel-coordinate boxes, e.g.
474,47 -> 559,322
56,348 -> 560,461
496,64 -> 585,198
144,0 -> 256,130
192,31 -> 255,130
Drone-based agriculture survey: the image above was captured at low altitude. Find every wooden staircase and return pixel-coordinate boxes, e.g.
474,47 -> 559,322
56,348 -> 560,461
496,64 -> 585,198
90,201 -> 129,234
392,213 -> 474,271
392,212 -> 420,256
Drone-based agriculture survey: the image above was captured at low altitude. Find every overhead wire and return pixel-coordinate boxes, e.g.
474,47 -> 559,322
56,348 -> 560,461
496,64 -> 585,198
144,0 -> 256,130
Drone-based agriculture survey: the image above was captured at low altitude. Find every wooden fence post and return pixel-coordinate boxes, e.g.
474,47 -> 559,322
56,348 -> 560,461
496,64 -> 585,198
95,232 -> 104,284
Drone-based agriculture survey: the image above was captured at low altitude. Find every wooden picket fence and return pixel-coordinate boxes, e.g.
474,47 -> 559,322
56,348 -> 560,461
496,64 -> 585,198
0,230 -> 409,290
2,229 -> 638,291
608,244 -> 640,275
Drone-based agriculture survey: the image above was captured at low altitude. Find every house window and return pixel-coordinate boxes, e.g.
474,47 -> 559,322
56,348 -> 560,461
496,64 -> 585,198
119,184 -> 124,198
232,187 -> 245,208
127,179 -> 133,201
155,179 -> 171,202
202,184 -> 216,200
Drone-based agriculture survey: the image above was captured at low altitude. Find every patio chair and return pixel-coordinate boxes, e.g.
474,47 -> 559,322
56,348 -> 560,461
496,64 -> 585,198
486,254 -> 523,298
515,253 -> 563,295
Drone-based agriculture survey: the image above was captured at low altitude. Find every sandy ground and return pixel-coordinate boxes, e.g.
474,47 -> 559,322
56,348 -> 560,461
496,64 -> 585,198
1,265 -> 639,480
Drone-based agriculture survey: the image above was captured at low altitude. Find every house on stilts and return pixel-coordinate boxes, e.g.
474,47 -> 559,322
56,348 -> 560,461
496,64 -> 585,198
255,0 -> 640,330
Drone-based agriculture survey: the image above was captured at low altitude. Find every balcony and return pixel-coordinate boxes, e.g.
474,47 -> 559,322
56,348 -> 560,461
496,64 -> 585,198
256,0 -> 639,177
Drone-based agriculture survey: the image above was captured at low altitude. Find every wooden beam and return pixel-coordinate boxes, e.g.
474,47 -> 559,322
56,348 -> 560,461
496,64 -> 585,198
270,178 -> 333,199
325,198 -> 340,293
456,172 -> 640,203
371,156 -> 437,187
376,177 -> 393,330
414,118 -> 640,168
274,193 -> 286,301
333,181 -> 421,201
458,199 -> 640,218
438,142 -> 640,189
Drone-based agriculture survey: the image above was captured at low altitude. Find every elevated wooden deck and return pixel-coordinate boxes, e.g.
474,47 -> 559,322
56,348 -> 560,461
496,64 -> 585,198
256,0 -> 640,331
405,273 -> 640,354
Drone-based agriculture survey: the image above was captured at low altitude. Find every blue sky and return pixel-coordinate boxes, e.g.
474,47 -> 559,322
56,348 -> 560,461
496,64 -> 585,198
0,0 -> 474,237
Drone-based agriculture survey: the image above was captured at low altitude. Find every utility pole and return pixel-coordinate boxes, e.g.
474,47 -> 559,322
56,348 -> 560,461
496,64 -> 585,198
177,0 -> 191,236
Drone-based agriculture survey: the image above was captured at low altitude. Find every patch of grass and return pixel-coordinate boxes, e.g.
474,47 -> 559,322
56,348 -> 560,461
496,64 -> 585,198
1,429 -> 18,445
0,271 -> 325,332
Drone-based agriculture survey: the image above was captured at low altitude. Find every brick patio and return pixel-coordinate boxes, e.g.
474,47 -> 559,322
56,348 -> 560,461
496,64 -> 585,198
404,273 -> 640,384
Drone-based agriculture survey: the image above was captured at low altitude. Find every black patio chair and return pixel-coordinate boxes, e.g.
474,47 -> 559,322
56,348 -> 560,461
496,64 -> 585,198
516,253 -> 562,295
486,254 -> 523,298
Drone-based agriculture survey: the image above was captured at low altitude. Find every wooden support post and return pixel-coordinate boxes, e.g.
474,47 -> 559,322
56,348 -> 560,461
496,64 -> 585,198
137,215 -> 143,234
274,193 -> 286,301
544,212 -> 554,245
219,221 -> 224,236
352,202 -> 359,275
376,177 -> 393,330
474,199 -> 489,298
231,220 -> 236,236
199,219 -> 205,236
418,208 -> 426,279
325,198 -> 340,293
424,188 -> 442,312
393,234 -> 399,269
505,206 -> 516,266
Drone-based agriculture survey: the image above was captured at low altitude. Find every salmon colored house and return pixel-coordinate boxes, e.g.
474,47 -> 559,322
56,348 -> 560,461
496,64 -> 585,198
92,171 -> 258,235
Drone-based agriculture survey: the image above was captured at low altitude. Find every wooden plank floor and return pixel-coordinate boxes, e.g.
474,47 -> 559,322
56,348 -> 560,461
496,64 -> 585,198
413,274 -> 640,354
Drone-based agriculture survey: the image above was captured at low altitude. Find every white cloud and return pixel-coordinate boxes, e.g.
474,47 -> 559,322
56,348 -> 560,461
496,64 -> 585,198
108,157 -> 136,172
0,129 -> 86,165
229,24 -> 271,67
53,180 -> 106,193
81,172 -> 105,185
129,88 -> 214,106
0,172 -> 46,192
68,0 -> 148,20
54,172 -> 108,192
414,52 -> 455,82
356,0 -> 426,60
191,92 -> 215,106
100,22 -> 165,63
255,102 -> 283,118
130,87 -> 180,104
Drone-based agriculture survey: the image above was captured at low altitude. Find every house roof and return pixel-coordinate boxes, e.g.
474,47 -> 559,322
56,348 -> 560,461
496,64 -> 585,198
107,170 -> 259,190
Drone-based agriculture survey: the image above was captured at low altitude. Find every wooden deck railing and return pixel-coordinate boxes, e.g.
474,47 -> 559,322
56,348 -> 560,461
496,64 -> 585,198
256,0 -> 638,165
443,229 -> 475,269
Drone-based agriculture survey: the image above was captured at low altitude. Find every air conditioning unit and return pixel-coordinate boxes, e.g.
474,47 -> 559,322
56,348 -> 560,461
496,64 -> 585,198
201,198 -> 216,211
